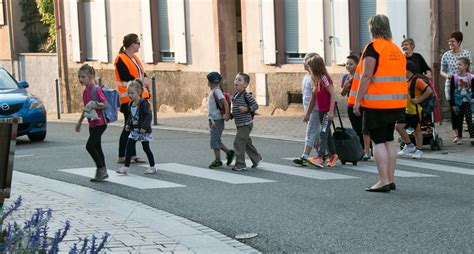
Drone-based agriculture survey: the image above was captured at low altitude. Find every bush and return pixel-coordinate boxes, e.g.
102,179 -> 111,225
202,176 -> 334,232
0,196 -> 110,253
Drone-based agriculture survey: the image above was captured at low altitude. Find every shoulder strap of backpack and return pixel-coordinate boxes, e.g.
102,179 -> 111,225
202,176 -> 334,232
212,88 -> 223,110
409,76 -> 417,99
243,92 -> 250,107
91,85 -> 99,101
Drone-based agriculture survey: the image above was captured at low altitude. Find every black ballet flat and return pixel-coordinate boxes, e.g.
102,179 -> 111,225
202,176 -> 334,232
389,183 -> 396,190
365,184 -> 391,192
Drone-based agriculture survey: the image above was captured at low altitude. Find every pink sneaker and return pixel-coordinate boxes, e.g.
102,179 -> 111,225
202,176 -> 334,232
327,154 -> 338,167
308,156 -> 324,168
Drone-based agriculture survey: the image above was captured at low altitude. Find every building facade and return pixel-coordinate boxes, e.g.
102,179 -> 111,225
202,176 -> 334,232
1,0 -> 472,114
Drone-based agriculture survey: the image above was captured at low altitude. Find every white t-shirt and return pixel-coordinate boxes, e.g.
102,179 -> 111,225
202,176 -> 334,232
208,88 -> 224,120
302,74 -> 317,112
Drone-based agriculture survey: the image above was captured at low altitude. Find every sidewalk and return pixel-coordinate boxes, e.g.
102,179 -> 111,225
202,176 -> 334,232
5,172 -> 260,253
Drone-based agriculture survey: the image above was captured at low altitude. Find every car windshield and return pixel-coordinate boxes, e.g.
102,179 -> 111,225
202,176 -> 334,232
0,69 -> 20,90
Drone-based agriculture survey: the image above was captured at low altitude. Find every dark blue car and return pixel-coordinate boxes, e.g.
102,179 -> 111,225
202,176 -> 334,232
0,68 -> 47,142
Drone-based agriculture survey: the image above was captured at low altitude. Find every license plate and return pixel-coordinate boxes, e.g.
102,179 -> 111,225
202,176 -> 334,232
0,117 -> 23,123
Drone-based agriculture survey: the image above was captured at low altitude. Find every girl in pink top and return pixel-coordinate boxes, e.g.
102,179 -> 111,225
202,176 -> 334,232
304,54 -> 337,168
75,64 -> 109,182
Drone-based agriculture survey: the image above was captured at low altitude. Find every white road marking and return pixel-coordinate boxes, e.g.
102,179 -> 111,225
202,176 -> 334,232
59,168 -> 185,189
397,159 -> 474,176
283,158 -> 437,178
14,154 -> 36,158
143,163 -> 276,184
253,161 -> 357,180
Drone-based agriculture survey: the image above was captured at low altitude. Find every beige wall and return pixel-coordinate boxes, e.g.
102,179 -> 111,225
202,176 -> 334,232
407,0 -> 432,66
0,26 -> 11,60
460,0 -> 474,55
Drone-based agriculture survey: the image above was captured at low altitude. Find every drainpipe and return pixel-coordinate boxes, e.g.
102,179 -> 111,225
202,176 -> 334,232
6,0 -> 16,77
53,0 -> 71,113
430,0 -> 441,98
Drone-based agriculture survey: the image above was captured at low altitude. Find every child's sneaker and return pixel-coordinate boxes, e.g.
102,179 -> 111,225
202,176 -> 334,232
456,138 -> 463,145
226,150 -> 235,166
411,149 -> 423,159
292,156 -> 308,166
470,138 -> 474,146
308,156 -> 324,168
251,158 -> 263,168
232,166 -> 247,171
398,143 -> 416,156
115,167 -> 129,175
362,153 -> 371,161
209,160 -> 223,169
144,166 -> 157,174
327,154 -> 338,167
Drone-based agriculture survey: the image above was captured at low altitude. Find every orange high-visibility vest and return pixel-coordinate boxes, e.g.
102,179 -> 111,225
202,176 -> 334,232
114,53 -> 149,104
348,38 -> 407,109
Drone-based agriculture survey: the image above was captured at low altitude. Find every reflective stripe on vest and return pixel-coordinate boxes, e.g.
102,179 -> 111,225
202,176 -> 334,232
353,74 -> 406,83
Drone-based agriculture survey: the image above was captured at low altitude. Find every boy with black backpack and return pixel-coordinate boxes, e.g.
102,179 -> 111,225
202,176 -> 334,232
207,72 -> 235,169
396,61 -> 433,159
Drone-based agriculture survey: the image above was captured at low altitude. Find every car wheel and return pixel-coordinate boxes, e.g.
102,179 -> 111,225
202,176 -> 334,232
28,132 -> 46,142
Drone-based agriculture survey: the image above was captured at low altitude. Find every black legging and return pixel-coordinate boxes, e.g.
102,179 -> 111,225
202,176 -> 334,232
452,102 -> 474,139
125,139 -> 155,167
119,103 -> 137,158
86,125 -> 107,169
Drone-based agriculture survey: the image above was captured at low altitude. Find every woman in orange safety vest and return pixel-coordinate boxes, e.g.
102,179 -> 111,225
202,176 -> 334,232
114,33 -> 150,163
348,15 -> 407,192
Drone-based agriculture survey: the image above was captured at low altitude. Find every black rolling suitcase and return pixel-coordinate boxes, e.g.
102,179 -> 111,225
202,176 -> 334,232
332,102 -> 364,165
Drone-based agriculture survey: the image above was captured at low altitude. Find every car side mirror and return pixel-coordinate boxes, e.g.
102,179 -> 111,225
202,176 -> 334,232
19,81 -> 29,89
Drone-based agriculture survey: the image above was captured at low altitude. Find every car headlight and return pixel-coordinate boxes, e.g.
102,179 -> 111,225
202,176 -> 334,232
28,98 -> 44,110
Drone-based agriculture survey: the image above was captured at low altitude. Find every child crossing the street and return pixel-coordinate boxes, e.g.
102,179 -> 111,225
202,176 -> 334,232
293,53 -> 321,166
206,71 -> 235,169
449,57 -> 474,145
304,54 -> 338,168
231,72 -> 263,171
116,79 -> 158,175
75,64 -> 109,182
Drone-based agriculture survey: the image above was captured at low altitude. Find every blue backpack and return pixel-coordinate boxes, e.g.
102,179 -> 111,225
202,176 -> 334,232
91,85 -> 120,123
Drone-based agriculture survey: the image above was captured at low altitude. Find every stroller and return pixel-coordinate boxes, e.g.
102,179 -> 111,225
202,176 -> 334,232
399,111 -> 443,151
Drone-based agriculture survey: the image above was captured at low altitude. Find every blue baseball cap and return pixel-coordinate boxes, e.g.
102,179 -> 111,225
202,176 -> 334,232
207,72 -> 222,83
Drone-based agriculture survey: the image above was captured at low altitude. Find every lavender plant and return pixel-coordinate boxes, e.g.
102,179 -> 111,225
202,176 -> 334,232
0,196 -> 110,253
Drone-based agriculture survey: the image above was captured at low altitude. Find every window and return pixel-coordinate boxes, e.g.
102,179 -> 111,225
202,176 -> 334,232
284,0 -> 306,63
81,0 -> 108,62
158,0 -> 175,62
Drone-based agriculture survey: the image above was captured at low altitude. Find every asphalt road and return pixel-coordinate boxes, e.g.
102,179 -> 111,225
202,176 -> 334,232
12,122 -> 474,253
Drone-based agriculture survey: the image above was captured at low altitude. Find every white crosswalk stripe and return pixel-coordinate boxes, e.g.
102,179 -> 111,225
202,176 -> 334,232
59,168 -> 186,189
397,159 -> 474,176
142,163 -> 276,184
283,158 -> 437,178
252,161 -> 357,180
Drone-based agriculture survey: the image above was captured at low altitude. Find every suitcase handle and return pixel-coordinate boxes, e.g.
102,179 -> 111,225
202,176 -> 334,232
335,101 -> 344,128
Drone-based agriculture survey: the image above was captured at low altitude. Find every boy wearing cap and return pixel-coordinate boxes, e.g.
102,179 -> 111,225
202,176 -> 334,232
396,61 -> 433,159
207,71 -> 235,169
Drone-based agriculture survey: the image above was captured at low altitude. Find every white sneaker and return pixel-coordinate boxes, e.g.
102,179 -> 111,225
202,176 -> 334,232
144,166 -> 157,174
398,143 -> 417,156
411,149 -> 423,159
115,167 -> 129,175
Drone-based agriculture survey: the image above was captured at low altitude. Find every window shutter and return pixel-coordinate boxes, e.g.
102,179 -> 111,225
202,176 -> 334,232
96,0 -> 108,63
359,0 -> 376,51
284,1 -> 298,53
260,0 -> 276,64
69,0 -> 81,62
159,0 -> 172,52
174,0 -> 187,64
331,0 -> 350,64
306,0 -> 324,55
140,0 -> 154,63
386,0 -> 407,46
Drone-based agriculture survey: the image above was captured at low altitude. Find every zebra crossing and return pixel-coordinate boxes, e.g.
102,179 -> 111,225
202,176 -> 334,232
58,158 -> 474,190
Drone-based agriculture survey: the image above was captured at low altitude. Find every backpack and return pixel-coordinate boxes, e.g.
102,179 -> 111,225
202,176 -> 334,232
91,85 -> 120,123
409,75 -> 435,118
212,88 -> 231,116
243,92 -> 256,119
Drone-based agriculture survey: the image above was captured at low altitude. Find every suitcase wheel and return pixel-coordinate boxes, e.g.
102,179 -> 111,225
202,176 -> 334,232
341,161 -> 346,165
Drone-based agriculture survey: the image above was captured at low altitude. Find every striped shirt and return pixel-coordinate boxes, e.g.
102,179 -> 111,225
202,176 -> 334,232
232,91 -> 258,127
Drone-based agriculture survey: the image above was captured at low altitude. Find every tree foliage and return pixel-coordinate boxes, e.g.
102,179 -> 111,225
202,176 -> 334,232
36,0 -> 56,52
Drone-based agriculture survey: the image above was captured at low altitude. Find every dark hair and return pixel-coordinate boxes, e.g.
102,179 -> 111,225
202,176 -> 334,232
449,31 -> 463,44
237,72 -> 250,84
119,33 -> 139,54
78,64 -> 95,76
401,38 -> 415,48
458,57 -> 471,72
346,54 -> 359,64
